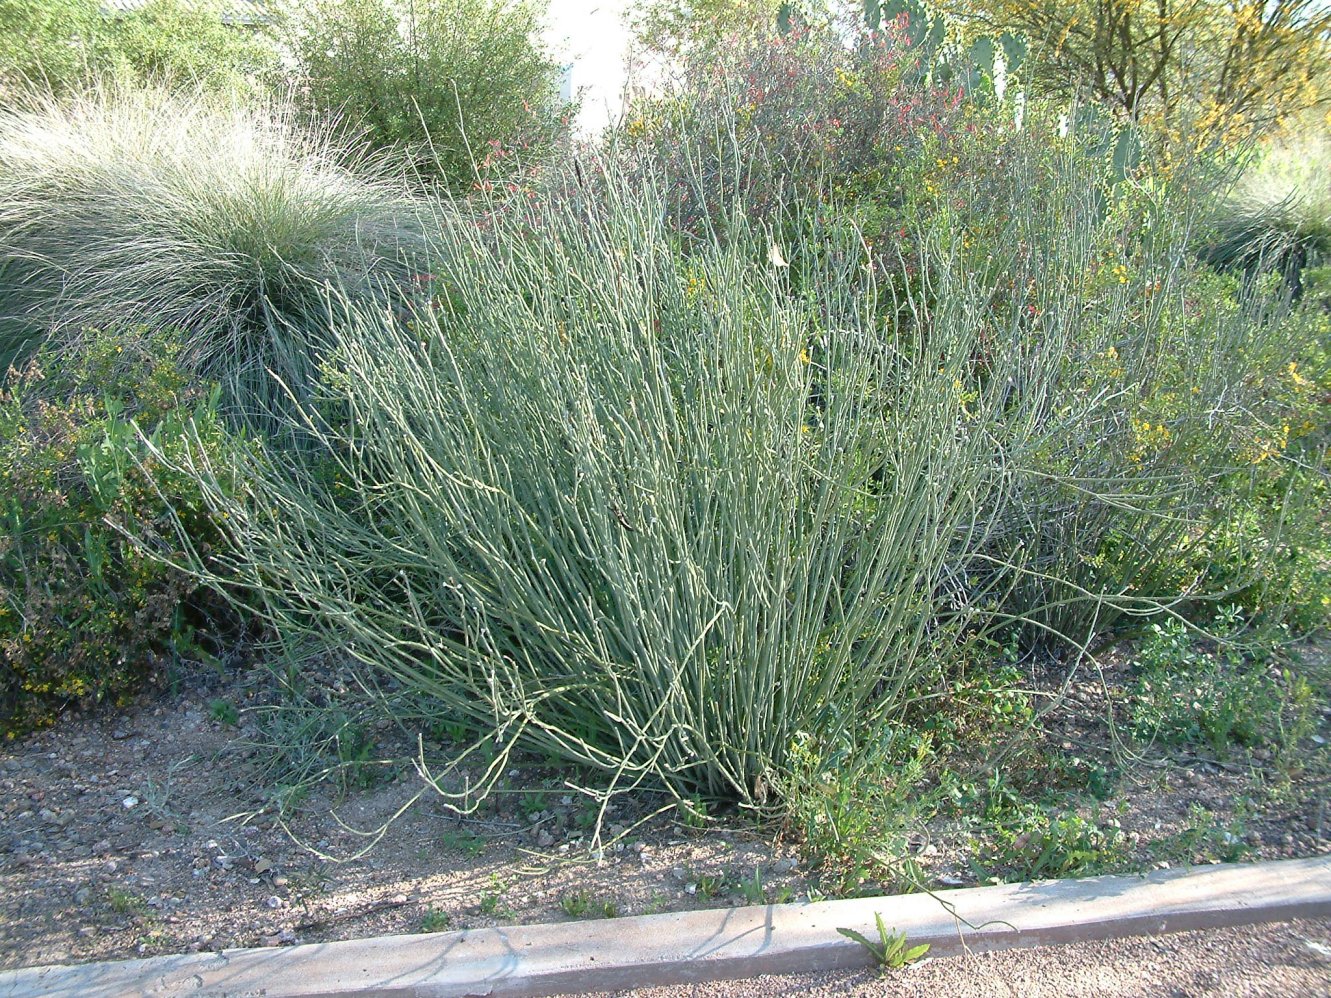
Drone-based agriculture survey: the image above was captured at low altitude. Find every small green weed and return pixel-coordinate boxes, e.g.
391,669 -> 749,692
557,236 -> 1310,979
439,829 -> 486,858
782,727 -> 924,896
974,804 -> 1128,882
837,913 -> 930,972
737,867 -> 766,905
677,795 -> 708,828
419,908 -> 451,932
1128,612 -> 1290,753
478,875 -> 514,919
208,699 -> 239,727
560,890 -> 617,919
1152,803 -> 1251,865
694,873 -> 726,901
107,886 -> 149,918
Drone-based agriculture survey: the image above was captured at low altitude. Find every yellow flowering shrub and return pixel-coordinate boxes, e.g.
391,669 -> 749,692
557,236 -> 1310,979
0,328 -> 247,737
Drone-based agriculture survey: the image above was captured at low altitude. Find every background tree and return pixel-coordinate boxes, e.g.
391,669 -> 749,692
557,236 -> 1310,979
281,0 -> 564,188
943,0 -> 1331,140
628,0 -> 833,63
0,0 -> 277,98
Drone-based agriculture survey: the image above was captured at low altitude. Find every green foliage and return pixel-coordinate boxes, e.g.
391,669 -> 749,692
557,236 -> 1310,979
0,0 -> 278,98
837,913 -> 930,971
1126,611 -> 1314,754
1151,803 -> 1251,865
559,890 -> 617,919
280,0 -> 564,187
973,804 -> 1128,881
439,829 -> 486,857
943,0 -> 1331,143
781,726 -> 926,895
0,328 -> 243,738
208,698 -> 239,726
0,84 -> 422,417
418,907 -> 451,932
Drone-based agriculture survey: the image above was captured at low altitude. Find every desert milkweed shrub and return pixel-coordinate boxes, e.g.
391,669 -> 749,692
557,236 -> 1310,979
149,157 -> 1018,812
0,84 -> 423,420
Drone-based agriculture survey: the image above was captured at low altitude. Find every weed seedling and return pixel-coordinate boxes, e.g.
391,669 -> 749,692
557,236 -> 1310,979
107,886 -> 148,918
419,908 -> 451,932
694,873 -> 726,900
208,698 -> 239,726
439,829 -> 487,858
478,875 -> 514,920
560,890 -> 592,918
837,913 -> 930,972
738,867 -> 766,905
678,795 -> 708,828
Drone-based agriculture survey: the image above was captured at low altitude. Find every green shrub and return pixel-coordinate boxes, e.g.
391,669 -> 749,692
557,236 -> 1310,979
0,328 -> 247,738
0,84 -> 423,417
0,0 -> 278,98
280,0 -> 564,187
154,156 -> 1014,811
963,161 -> 1330,649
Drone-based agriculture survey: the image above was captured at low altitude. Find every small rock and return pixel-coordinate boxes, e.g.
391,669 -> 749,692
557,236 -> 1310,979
122,797 -> 138,810
773,858 -> 798,873
77,927 -> 96,938
536,829 -> 555,848
111,729 -> 131,741
1301,939 -> 1331,962
265,896 -> 283,909
684,883 -> 697,895
272,876 -> 290,888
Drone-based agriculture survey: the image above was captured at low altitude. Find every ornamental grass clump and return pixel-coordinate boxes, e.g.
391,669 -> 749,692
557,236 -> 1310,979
0,84 -> 423,419
1206,125 -> 1331,292
152,155 -> 1012,814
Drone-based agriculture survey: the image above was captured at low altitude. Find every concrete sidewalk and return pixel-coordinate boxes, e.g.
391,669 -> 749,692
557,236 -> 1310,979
3,855 -> 1329,997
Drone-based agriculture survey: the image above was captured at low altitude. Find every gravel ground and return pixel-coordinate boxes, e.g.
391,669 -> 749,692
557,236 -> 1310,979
2,644 -> 1328,974
586,917 -> 1331,997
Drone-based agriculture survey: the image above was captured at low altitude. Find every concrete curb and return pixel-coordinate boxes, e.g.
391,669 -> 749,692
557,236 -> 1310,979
4,855 -> 1330,997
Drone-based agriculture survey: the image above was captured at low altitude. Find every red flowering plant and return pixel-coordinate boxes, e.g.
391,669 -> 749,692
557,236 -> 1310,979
614,16 -> 975,247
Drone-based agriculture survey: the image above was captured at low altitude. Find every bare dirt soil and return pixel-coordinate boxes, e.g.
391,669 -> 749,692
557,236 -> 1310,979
2,642 -> 1329,972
